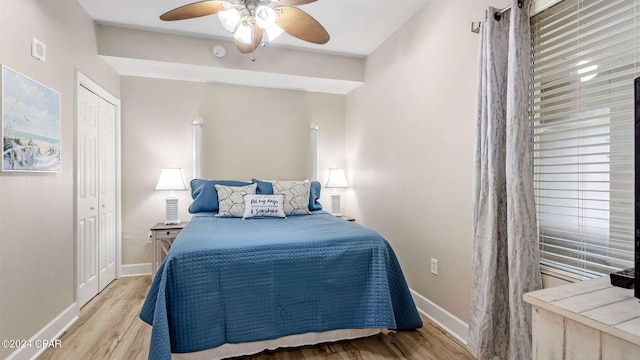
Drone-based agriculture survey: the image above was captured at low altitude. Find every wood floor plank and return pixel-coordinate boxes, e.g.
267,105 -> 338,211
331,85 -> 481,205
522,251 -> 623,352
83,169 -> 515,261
38,276 -> 474,360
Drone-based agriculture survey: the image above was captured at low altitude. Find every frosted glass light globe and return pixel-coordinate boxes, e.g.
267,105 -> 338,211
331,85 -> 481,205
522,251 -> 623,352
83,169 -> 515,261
255,6 -> 276,29
265,25 -> 284,42
219,8 -> 241,32
234,21 -> 253,44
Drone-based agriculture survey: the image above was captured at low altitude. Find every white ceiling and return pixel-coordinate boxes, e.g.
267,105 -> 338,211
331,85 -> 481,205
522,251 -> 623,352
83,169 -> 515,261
76,0 -> 430,57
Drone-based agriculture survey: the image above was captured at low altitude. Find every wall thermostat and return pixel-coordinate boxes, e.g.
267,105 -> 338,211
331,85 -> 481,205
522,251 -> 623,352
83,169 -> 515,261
31,37 -> 46,62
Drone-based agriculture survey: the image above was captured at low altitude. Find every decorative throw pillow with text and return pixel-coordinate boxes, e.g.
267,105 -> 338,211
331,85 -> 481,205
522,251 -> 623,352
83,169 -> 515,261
242,194 -> 286,219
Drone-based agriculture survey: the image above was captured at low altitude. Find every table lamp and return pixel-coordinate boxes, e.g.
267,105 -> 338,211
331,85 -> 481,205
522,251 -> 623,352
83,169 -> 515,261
325,168 -> 349,216
155,168 -> 187,224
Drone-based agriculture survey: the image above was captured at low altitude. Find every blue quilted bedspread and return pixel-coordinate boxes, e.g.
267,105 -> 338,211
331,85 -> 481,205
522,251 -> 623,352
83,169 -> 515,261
140,211 -> 422,360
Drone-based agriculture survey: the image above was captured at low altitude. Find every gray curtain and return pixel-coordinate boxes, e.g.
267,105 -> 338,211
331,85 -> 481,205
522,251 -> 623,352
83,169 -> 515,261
467,1 -> 542,359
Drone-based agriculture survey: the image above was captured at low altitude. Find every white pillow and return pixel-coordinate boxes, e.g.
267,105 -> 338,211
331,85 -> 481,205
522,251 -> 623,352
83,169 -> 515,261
215,183 -> 257,218
272,181 -> 312,216
242,194 -> 286,219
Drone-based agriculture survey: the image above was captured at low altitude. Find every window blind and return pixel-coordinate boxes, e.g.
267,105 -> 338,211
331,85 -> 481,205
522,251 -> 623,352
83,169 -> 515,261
529,0 -> 637,277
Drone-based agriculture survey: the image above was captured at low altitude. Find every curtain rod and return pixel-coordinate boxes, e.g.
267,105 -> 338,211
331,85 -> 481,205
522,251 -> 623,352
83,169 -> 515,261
471,1 -> 523,33
494,5 -> 512,21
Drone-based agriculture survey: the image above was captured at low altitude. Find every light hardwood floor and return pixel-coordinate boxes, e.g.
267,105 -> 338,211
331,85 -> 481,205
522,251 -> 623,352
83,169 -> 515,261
39,276 -> 474,360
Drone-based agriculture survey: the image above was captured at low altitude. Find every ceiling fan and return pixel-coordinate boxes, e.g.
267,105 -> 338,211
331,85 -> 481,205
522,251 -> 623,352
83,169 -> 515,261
160,0 -> 330,55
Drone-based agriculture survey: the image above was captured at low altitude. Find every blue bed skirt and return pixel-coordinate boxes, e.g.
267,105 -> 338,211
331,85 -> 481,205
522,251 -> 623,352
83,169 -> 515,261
140,211 -> 422,360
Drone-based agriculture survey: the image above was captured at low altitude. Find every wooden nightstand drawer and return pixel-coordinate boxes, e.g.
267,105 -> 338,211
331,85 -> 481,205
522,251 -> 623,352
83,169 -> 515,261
155,229 -> 182,239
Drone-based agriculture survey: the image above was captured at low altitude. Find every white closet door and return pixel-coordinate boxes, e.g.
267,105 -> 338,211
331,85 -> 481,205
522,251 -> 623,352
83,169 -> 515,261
98,97 -> 116,291
77,85 -> 100,308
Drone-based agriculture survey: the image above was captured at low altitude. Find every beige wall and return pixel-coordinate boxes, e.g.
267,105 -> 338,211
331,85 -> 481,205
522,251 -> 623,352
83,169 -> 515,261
345,0 -> 510,323
97,25 -> 364,83
121,76 -> 345,265
0,0 -> 120,358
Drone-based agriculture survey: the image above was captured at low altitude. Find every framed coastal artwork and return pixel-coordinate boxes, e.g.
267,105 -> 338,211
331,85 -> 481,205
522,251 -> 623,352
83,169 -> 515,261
2,65 -> 61,172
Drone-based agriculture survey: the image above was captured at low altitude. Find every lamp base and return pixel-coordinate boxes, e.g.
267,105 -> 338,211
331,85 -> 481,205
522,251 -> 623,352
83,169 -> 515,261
330,193 -> 341,217
165,196 -> 180,225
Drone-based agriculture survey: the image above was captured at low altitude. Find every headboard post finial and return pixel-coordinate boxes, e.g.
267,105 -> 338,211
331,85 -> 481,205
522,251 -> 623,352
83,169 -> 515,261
310,123 -> 319,181
193,117 -> 204,179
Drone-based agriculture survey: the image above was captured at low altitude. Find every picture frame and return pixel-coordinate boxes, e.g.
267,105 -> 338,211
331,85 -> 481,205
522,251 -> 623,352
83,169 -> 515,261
2,65 -> 61,172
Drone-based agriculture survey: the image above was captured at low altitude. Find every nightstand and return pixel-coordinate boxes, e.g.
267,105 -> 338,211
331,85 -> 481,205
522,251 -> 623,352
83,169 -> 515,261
338,215 -> 356,222
151,222 -> 188,275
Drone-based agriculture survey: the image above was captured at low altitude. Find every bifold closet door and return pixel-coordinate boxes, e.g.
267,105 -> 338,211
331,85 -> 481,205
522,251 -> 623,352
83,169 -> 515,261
77,85 -> 100,308
77,85 -> 116,308
98,97 -> 116,292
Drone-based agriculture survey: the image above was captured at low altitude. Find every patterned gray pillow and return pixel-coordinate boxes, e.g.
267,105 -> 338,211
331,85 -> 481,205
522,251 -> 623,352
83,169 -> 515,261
214,183 -> 257,217
272,181 -> 311,216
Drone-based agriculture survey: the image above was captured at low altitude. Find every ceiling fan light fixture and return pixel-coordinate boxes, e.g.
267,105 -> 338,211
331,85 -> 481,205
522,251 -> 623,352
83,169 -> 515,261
265,25 -> 284,42
234,20 -> 254,44
255,6 -> 277,29
218,8 -> 241,32
159,0 -> 330,55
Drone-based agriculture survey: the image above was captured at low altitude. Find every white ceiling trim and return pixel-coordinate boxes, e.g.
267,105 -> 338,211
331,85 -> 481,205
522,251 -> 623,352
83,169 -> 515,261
101,56 -> 363,95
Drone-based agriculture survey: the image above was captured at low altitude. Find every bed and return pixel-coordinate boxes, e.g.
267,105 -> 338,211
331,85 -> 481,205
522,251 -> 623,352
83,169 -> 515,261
140,183 -> 422,360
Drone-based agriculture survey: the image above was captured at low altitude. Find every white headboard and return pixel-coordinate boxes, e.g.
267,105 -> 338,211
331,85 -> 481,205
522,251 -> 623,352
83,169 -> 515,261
191,118 -> 319,180
310,123 -> 319,181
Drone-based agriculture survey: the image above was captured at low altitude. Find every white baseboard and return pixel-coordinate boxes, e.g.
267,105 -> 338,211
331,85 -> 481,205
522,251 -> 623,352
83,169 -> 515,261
6,303 -> 78,360
410,288 -> 469,346
120,263 -> 151,277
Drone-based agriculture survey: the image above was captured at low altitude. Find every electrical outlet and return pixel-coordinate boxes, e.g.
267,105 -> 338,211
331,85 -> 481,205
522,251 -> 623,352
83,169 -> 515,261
430,258 -> 438,276
147,232 -> 153,244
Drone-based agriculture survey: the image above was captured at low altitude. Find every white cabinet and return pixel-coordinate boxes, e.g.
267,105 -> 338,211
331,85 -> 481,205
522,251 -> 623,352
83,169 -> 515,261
77,84 -> 117,308
524,277 -> 640,360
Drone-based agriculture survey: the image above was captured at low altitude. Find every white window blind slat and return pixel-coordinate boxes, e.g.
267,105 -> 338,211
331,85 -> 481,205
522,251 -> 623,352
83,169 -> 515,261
529,0 -> 637,277
531,105 -> 630,128
533,12 -> 635,56
531,64 -> 636,98
533,0 -> 633,39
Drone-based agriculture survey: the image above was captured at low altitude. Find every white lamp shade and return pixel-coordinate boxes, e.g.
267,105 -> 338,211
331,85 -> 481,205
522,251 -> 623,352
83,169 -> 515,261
326,168 -> 349,188
155,168 -> 187,191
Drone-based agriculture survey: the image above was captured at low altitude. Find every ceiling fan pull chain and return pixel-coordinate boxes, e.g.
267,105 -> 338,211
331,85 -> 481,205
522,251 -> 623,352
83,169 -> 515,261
252,26 -> 257,61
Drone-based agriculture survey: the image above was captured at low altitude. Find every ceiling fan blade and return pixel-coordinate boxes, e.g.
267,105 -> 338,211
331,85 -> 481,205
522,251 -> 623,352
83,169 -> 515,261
271,0 -> 318,5
234,26 -> 264,54
275,6 -> 329,45
160,1 -> 230,21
